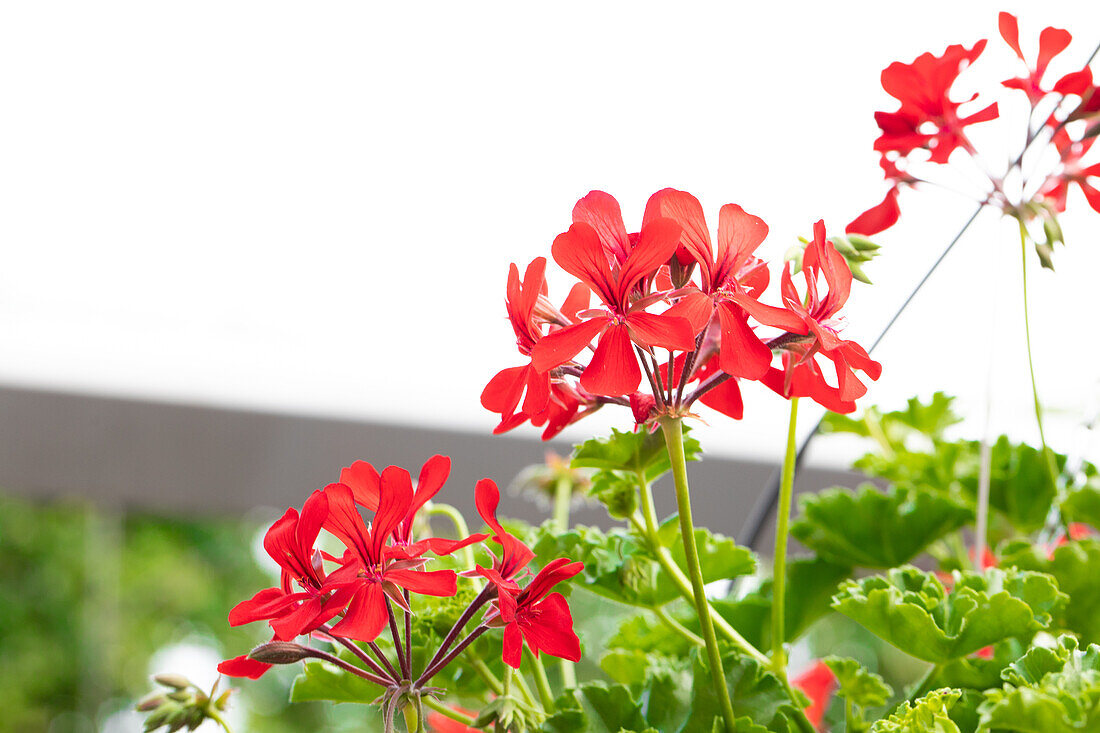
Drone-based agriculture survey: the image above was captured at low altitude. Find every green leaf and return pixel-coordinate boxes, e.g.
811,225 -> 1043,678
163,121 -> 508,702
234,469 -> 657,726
870,689 -> 962,733
822,393 -> 961,443
608,613 -> 695,658
572,427 -> 700,484
530,522 -> 754,608
1060,476 -> 1100,531
676,649 -> 802,733
600,649 -> 650,688
957,437 -> 1060,533
288,662 -> 384,704
998,538 -> 1100,644
791,484 -> 973,568
541,683 -> 650,733
715,558 -> 852,650
832,566 -> 1066,664
977,636 -> 1100,732
823,656 -> 893,709
931,640 -> 1025,690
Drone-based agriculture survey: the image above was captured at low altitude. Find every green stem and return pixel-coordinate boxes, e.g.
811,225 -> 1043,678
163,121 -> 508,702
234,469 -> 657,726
660,416 -> 737,733
421,697 -> 475,726
426,502 -> 478,572
529,652 -> 556,710
1018,220 -> 1061,497
772,397 -> 799,678
206,709 -> 233,733
909,663 -> 943,701
637,480 -> 770,667
653,605 -> 705,647
552,474 -> 578,690
472,659 -> 503,696
514,668 -> 538,709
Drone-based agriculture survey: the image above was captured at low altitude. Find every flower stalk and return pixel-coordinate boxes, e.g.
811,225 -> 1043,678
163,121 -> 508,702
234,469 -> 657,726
771,397 -> 800,678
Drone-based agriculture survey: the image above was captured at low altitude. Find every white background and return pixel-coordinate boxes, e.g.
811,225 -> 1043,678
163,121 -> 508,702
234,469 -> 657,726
2,1 -> 1099,464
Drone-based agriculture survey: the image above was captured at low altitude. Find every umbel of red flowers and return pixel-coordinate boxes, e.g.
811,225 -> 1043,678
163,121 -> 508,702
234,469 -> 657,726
482,188 -> 882,439
218,456 -> 583,732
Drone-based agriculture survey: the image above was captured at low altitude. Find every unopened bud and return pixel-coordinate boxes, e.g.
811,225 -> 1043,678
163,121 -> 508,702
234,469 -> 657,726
248,641 -> 313,664
152,673 -> 191,691
166,690 -> 191,703
135,694 -> 165,712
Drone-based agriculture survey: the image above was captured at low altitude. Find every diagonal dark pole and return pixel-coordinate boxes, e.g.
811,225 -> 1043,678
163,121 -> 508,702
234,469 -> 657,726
738,38 -> 1100,551
737,206 -> 983,548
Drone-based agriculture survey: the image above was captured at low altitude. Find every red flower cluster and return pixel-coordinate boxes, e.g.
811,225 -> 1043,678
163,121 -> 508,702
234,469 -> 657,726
483,189 -> 881,436
217,456 -> 583,687
852,11 -> 1100,240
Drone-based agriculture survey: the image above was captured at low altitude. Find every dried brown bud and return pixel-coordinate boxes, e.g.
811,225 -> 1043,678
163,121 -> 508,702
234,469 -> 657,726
248,641 -> 313,664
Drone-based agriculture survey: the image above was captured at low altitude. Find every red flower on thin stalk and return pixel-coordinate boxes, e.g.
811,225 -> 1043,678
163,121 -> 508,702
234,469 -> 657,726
739,221 -> 882,413
489,557 -> 584,669
467,478 -> 536,593
642,188 -> 777,383
217,490 -> 353,679
531,193 -> 695,397
321,470 -> 459,641
337,456 -> 487,557
874,40 -> 999,164
999,12 -> 1073,105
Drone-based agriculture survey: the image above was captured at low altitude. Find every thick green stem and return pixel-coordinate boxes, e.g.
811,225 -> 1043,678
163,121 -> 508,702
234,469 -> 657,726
421,697 -> 475,726
471,659 -> 503,696
206,709 -> 233,733
552,474 -> 578,689
1018,221 -> 1061,498
660,416 -> 737,733
772,397 -> 800,678
530,652 -> 556,710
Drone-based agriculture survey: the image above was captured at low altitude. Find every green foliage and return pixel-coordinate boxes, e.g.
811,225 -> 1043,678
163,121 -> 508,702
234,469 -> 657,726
714,558 -> 851,650
289,662 -> 384,705
676,649 -> 803,733
999,538 -> 1100,643
529,521 -> 754,608
824,656 -> 894,709
791,484 -> 973,568
832,566 -> 1065,664
572,427 -> 701,484
541,683 -> 651,733
1060,480 -> 1100,531
870,689 -> 962,732
823,392 -> 961,443
977,636 -> 1100,732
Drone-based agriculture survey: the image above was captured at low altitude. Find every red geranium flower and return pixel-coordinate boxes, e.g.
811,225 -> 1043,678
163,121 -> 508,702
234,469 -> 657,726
531,192 -> 695,396
739,221 -> 881,409
336,457 -> 486,557
321,471 -> 459,641
999,12 -> 1072,105
469,478 -> 536,593
875,40 -> 999,164
642,188 -> 776,381
491,557 -> 584,669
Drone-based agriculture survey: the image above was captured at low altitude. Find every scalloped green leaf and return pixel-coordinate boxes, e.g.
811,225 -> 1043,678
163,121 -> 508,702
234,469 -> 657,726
870,689 -> 962,732
823,656 -> 893,709
999,538 -> 1100,643
571,427 -> 700,483
822,392 -> 961,443
977,636 -> 1100,732
832,566 -> 1066,664
791,484 -> 973,568
541,682 -> 652,733
676,649 -> 802,733
288,661 -> 383,704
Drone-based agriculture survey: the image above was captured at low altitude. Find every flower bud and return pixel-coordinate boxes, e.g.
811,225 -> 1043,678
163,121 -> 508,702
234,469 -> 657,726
152,673 -> 191,691
248,641 -> 313,664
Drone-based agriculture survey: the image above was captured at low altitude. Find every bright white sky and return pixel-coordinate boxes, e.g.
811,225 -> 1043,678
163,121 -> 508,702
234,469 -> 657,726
2,1 -> 1099,466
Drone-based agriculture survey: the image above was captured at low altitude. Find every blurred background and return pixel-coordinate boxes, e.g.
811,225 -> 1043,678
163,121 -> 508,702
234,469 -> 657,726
1,1 -> 1099,730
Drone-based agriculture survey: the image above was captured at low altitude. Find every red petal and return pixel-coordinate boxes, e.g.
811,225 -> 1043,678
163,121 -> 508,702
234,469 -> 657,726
228,587 -> 299,626
340,460 -> 382,511
218,655 -> 271,679
716,302 -> 772,380
387,568 -> 458,597
617,218 -> 682,304
521,593 -> 581,662
699,376 -> 744,419
408,454 -> 451,520
572,191 -> 631,264
561,283 -> 591,322
531,317 -> 607,373
481,365 -> 527,415
732,290 -> 806,332
666,290 -> 715,334
626,312 -> 696,352
1037,27 -> 1072,75
846,188 -> 900,236
998,12 -> 1023,60
1081,181 -> 1100,213
716,204 -> 769,283
372,467 -> 414,560
580,325 -> 641,397
475,478 -> 506,537
643,188 -> 714,285
329,582 -> 388,641
426,533 -> 489,557
322,483 -> 374,565
502,621 -> 524,669
552,223 -> 618,305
